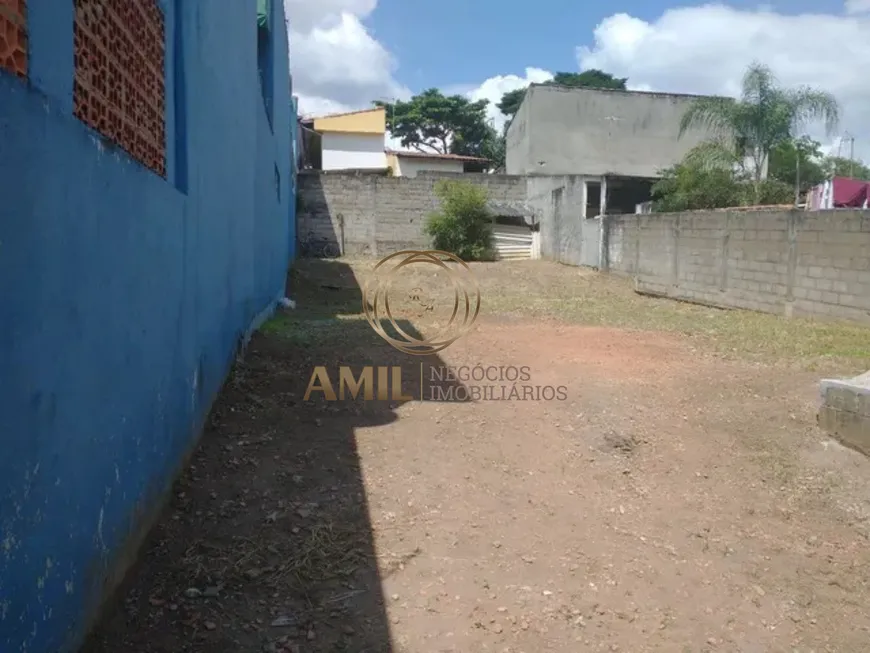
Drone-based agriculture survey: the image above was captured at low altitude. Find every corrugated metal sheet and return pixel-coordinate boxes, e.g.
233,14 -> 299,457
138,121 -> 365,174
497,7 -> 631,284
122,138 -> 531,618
493,224 -> 533,260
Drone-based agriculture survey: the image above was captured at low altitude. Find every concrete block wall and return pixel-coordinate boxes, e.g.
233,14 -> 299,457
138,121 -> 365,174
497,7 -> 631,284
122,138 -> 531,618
606,209 -> 870,323
819,372 -> 870,457
297,170 -> 529,255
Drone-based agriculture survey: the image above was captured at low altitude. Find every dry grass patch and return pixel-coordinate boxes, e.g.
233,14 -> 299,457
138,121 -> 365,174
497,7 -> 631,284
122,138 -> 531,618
270,258 -> 870,373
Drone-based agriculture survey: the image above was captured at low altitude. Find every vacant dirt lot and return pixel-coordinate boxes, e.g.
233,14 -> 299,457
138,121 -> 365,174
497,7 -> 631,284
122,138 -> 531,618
85,259 -> 870,653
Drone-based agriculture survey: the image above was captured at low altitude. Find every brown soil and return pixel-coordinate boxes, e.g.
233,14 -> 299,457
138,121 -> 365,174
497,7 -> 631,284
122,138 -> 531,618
83,261 -> 870,653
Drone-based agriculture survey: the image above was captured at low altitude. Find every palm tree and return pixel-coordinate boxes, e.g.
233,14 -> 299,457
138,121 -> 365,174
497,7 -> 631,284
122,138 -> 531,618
679,62 -> 840,203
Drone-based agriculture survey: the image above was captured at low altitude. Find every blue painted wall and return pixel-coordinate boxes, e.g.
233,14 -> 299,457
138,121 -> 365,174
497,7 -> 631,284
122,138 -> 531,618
290,95 -> 299,262
0,2 -> 295,651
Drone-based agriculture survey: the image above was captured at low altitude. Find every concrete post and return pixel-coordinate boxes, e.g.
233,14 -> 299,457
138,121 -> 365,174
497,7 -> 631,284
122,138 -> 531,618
598,176 -> 607,270
784,209 -> 799,317
718,212 -> 731,292
671,214 -> 681,286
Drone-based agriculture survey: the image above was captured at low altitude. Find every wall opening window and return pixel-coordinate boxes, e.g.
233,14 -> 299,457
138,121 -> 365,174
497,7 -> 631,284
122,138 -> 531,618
256,0 -> 274,128
608,178 -> 655,214
586,182 -> 601,217
72,0 -> 167,177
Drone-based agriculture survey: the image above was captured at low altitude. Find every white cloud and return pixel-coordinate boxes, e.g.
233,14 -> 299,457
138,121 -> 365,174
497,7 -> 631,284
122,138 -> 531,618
282,0 -> 547,139
286,0 -> 870,163
466,68 -> 554,130
284,0 -> 408,117
287,0 -> 377,32
384,68 -> 553,151
845,0 -> 870,14
385,130 -> 407,151
573,5 -> 870,158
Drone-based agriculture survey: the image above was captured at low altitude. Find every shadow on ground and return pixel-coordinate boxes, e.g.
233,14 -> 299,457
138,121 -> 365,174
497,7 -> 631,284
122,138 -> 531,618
82,259 -> 467,653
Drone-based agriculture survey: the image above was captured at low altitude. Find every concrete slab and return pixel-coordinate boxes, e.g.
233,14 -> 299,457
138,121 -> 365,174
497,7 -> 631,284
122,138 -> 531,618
818,371 -> 870,457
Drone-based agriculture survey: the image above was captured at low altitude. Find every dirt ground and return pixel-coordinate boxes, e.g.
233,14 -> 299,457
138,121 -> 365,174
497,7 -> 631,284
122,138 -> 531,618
84,259 -> 870,653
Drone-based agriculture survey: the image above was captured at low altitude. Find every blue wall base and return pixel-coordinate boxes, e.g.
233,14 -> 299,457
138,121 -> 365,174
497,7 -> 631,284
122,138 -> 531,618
243,291 -> 284,351
73,289 -> 286,652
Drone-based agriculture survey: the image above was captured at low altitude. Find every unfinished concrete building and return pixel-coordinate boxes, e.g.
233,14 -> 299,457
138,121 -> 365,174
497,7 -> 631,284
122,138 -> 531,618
505,84 -> 717,215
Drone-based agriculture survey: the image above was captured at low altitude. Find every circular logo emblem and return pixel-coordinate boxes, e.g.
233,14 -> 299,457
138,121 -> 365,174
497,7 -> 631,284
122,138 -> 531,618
362,250 -> 480,355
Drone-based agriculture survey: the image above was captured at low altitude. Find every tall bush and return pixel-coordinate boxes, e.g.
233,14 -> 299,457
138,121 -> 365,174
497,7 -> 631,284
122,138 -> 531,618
424,180 -> 494,261
652,161 -> 797,212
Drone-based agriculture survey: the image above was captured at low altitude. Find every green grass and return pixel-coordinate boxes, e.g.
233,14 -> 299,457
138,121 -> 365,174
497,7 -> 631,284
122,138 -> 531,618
260,314 -> 359,347
472,265 -> 870,371
277,258 -> 870,373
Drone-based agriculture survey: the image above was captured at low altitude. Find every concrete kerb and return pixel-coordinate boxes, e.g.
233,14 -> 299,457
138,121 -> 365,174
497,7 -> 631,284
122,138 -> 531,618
818,371 -> 870,456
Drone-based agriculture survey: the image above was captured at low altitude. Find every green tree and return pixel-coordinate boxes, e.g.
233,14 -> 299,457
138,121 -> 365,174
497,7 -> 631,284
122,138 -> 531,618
679,62 -> 840,203
768,136 -> 827,191
653,145 -> 794,212
479,127 -> 505,169
497,89 -> 526,119
552,70 -> 627,89
754,179 -> 796,205
823,156 -> 870,180
424,180 -> 494,261
497,69 -> 628,119
651,162 -> 745,212
375,89 -> 491,156
769,141 -> 870,188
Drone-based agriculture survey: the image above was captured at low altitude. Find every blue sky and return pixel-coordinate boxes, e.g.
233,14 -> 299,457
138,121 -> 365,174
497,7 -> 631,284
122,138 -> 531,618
370,0 -> 834,91
286,0 -> 870,157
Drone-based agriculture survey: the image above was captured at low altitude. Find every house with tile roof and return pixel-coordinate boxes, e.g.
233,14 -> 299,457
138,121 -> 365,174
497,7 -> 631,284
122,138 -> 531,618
299,107 -> 388,171
298,108 -> 491,175
385,149 -> 490,177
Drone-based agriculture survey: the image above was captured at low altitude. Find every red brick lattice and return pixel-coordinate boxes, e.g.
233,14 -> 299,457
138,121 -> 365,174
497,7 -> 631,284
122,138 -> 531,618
0,0 -> 28,78
73,0 -> 166,176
